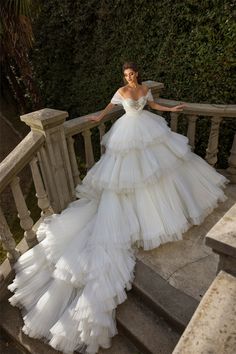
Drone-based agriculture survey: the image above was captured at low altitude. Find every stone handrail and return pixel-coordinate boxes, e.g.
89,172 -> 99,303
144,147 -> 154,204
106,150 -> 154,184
0,131 -> 48,279
157,98 -> 236,117
0,132 -> 44,193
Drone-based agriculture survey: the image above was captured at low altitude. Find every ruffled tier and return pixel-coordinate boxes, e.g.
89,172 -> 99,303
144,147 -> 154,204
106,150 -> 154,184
8,109 -> 228,354
8,171 -> 227,353
101,111 -> 171,152
8,196 -> 136,353
84,111 -> 225,193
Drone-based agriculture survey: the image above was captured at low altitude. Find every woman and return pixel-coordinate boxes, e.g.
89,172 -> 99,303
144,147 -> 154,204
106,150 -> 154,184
8,62 -> 228,354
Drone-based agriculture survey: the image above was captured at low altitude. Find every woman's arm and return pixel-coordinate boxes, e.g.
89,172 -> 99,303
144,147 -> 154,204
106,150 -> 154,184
148,100 -> 185,112
89,102 -> 116,122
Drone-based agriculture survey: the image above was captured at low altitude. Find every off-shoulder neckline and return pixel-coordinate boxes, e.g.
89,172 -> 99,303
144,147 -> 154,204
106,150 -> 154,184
118,90 -> 150,101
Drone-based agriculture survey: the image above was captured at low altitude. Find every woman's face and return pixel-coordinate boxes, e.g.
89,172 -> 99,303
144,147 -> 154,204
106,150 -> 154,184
124,68 -> 138,85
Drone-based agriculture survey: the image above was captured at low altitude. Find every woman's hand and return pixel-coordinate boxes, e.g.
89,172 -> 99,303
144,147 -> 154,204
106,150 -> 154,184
88,115 -> 102,122
170,103 -> 186,112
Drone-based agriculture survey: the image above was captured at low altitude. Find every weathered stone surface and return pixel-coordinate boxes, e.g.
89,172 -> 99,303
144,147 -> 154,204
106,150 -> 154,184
117,292 -> 180,354
206,202 -> 236,258
0,328 -> 27,354
228,133 -> 236,183
98,334 -> 141,354
0,296 -> 60,354
157,99 -> 236,117
0,292 -> 140,354
173,271 -> 236,354
20,109 -> 68,133
137,184 -> 236,300
20,108 -> 75,213
0,132 -> 44,193
133,260 -> 198,331
168,253 -> 219,301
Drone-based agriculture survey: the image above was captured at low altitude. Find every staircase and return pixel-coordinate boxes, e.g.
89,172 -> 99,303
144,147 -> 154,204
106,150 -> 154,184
0,259 -> 198,354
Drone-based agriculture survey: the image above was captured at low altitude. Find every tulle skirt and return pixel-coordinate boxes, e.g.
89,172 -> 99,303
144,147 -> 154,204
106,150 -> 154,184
8,110 -> 228,353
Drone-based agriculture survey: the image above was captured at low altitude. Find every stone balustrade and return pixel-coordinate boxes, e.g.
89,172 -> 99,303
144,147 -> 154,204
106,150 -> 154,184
0,132 -> 45,268
0,80 -> 236,289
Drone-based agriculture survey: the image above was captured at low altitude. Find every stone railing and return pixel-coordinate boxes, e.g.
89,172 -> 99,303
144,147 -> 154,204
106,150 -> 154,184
0,132 -> 46,269
0,80 -> 236,289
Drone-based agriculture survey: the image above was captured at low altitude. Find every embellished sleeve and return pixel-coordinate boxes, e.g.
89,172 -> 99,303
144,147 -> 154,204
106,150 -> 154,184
147,89 -> 154,102
110,90 -> 123,105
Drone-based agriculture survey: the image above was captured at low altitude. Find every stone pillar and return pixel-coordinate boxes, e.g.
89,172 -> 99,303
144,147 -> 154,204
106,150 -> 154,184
170,112 -> 179,132
67,136 -> 82,186
205,116 -> 223,166
21,109 -> 75,213
187,114 -> 198,150
227,133 -> 236,183
99,123 -> 106,155
144,80 -> 164,99
0,206 -> 20,264
10,176 -> 37,247
82,129 -> 95,170
30,156 -> 53,216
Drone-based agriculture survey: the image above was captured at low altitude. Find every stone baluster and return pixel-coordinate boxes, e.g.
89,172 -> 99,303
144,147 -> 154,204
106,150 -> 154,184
21,109 -> 75,213
187,115 -> 198,150
205,116 -> 223,166
99,123 -> 106,155
227,133 -> 236,183
0,206 -> 20,265
37,146 -> 59,212
170,112 -> 179,132
82,129 -> 95,170
10,176 -> 37,248
67,136 -> 81,186
30,156 -> 52,216
36,150 -> 51,202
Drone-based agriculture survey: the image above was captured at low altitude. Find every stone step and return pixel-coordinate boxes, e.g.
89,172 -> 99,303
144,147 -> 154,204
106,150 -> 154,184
0,261 -> 199,354
98,334 -> 141,354
0,292 -> 141,354
132,260 -> 199,332
0,296 -> 60,354
173,271 -> 236,354
117,292 -> 180,354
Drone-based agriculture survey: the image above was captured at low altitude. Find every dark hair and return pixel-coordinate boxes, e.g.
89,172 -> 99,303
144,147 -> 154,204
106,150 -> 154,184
122,62 -> 142,84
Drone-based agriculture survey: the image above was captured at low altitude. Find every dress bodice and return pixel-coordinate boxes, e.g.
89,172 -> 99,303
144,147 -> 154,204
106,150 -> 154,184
110,89 -> 154,115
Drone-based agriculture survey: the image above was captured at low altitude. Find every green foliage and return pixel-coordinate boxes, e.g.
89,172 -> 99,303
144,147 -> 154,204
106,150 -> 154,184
31,0 -> 236,166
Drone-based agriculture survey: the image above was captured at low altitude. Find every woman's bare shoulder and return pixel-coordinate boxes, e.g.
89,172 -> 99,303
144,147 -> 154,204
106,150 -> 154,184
118,86 -> 128,93
141,84 -> 149,94
117,86 -> 129,97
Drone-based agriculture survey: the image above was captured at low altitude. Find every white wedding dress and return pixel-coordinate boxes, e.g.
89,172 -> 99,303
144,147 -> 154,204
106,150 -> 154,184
8,89 -> 228,353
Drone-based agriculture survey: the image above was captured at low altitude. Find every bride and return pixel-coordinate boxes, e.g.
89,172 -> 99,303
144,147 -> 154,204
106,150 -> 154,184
8,62 -> 228,354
